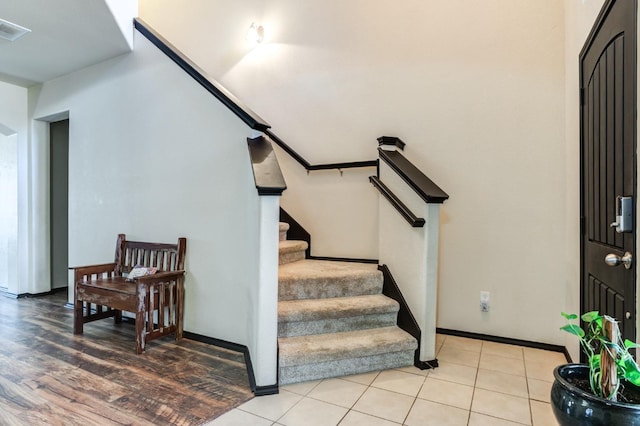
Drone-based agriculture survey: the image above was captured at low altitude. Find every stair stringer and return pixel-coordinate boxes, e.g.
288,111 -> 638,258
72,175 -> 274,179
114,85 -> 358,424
379,264 -> 438,370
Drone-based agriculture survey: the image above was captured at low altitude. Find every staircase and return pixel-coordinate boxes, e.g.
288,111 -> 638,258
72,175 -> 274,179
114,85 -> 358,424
277,222 -> 417,385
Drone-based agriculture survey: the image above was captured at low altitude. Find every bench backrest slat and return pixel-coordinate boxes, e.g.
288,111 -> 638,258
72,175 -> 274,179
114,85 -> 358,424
114,233 -> 186,275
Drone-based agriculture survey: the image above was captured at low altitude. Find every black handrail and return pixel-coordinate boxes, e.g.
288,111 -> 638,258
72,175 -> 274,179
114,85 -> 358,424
247,136 -> 287,195
134,18 -> 270,132
369,176 -> 425,227
265,130 -> 378,171
378,148 -> 449,204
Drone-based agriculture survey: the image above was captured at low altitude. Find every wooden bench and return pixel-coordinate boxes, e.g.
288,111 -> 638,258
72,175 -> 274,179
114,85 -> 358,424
72,234 -> 187,354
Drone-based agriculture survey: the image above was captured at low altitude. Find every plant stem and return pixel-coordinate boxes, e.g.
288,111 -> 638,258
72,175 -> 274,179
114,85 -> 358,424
601,316 -> 619,400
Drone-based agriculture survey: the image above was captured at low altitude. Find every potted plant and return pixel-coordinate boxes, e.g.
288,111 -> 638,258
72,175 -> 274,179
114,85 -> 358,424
551,311 -> 640,425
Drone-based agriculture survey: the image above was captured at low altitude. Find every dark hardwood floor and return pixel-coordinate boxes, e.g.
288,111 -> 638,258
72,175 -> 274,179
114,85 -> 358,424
0,291 -> 254,425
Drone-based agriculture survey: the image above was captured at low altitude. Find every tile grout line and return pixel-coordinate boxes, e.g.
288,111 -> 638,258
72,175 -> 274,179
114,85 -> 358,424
465,339 -> 482,425
336,372 -> 380,425
470,340 -> 532,425
400,368 -> 430,426
235,408 -> 279,424
523,351 -> 535,426
242,385 -> 316,424
338,370 -> 411,425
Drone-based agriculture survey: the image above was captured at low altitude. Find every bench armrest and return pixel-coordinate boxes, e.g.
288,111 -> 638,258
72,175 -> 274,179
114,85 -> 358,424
70,262 -> 118,277
134,270 -> 185,284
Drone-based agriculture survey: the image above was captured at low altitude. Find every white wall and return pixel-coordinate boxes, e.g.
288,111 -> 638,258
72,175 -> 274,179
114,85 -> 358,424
139,0 -> 265,76
0,81 -> 28,295
140,0 -> 572,344
105,0 -> 138,49
29,32 -> 272,379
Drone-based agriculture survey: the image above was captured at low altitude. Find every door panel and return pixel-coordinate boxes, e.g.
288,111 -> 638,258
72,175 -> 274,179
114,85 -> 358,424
580,0 -> 636,342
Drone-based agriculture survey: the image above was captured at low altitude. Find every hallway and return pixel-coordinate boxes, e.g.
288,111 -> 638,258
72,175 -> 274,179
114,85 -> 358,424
0,292 -> 254,425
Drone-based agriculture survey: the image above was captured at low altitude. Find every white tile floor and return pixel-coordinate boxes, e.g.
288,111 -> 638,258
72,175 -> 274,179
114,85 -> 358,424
208,334 -> 566,426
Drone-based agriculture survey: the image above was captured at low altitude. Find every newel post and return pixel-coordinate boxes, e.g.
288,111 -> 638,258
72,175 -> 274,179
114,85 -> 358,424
248,132 -> 286,393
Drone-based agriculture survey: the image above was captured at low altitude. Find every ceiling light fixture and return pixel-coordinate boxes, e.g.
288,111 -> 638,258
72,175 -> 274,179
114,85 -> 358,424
246,22 -> 264,44
0,18 -> 31,42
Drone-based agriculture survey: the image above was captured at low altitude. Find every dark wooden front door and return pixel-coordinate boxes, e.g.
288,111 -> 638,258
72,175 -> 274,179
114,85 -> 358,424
580,0 -> 636,342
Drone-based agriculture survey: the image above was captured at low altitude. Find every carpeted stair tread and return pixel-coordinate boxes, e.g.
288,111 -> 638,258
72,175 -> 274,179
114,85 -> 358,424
279,240 -> 308,265
278,295 -> 400,337
279,240 -> 307,253
279,294 -> 398,322
279,259 -> 382,300
278,326 -> 416,367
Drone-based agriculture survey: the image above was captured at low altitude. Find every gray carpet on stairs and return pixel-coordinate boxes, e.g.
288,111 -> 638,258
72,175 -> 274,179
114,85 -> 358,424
277,225 -> 417,385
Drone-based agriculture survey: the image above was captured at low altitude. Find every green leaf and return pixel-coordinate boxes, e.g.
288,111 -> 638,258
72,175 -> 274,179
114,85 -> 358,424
624,339 -> 640,350
620,356 -> 640,386
560,324 -> 585,337
582,311 -> 601,323
561,312 -> 578,320
594,316 -> 603,329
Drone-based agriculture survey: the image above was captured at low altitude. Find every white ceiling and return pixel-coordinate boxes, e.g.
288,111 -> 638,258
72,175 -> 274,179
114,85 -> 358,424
0,0 -> 134,87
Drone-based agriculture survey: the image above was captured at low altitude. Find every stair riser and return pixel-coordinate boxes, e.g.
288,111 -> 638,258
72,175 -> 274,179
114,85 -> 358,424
279,250 -> 305,265
279,350 -> 415,385
279,278 -> 382,301
279,332 -> 417,367
279,313 -> 399,338
279,222 -> 289,241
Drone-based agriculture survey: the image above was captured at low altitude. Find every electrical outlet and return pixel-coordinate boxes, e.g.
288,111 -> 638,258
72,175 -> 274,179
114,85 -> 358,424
480,291 -> 490,312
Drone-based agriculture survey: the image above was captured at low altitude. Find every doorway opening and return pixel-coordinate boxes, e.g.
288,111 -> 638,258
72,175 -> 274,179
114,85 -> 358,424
50,119 -> 69,290
0,127 -> 18,293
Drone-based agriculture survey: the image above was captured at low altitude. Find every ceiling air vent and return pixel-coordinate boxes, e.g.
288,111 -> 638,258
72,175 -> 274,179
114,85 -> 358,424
0,18 -> 31,42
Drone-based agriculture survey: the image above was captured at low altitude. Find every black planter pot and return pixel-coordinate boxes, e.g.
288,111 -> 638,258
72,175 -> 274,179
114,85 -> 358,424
551,364 -> 640,425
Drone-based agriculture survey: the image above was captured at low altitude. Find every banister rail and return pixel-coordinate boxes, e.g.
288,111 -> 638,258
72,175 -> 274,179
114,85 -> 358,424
377,148 -> 449,204
369,176 -> 425,227
265,130 -> 378,171
371,144 -> 448,226
134,18 -> 270,132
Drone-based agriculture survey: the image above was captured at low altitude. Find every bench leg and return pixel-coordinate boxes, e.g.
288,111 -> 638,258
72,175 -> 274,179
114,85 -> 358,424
135,309 -> 145,354
74,287 -> 84,335
175,279 -> 184,340
74,302 -> 84,334
135,284 -> 147,354
114,309 -> 122,324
